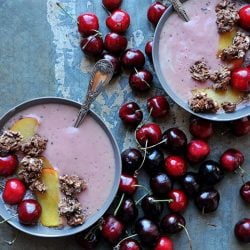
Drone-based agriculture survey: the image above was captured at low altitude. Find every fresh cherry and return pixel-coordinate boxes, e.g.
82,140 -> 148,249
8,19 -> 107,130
238,5 -> 250,30
162,128 -> 187,154
231,116 -> 250,137
145,41 -> 153,61
102,0 -> 122,11
144,149 -> 164,175
104,32 -> 127,54
234,218 -> 250,243
136,123 -> 162,147
189,116 -> 214,140
198,160 -> 224,185
141,195 -> 163,220
168,189 -> 188,213
77,13 -> 99,36
2,178 -> 26,205
119,239 -> 142,250
150,172 -> 173,197
240,181 -> 250,203
220,148 -> 244,172
180,172 -> 200,198
186,139 -> 210,164
160,213 -> 186,234
129,69 -> 153,91
0,153 -> 18,176
106,9 -> 130,33
135,218 -> 160,247
121,49 -> 145,69
147,2 -> 167,26
154,236 -> 174,250
81,35 -> 104,57
119,174 -> 138,195
17,199 -> 41,225
101,215 -> 124,244
147,96 -> 170,118
195,188 -> 220,213
121,148 -> 143,174
102,53 -> 121,74
119,102 -> 143,127
231,67 -> 250,92
164,155 -> 187,178
75,228 -> 101,249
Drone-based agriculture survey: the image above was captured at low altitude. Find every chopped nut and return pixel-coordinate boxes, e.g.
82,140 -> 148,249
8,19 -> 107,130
0,130 -> 23,152
190,61 -> 210,82
222,102 -> 236,113
29,180 -> 47,192
21,135 -> 48,157
210,66 -> 231,90
215,0 -> 239,33
59,174 -> 87,197
189,93 -> 219,113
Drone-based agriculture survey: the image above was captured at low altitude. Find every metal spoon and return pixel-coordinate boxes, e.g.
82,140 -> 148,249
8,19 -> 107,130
169,0 -> 190,22
73,59 -> 114,128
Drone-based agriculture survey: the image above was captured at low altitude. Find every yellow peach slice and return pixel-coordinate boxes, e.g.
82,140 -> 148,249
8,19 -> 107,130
10,117 -> 39,140
218,28 -> 237,52
36,168 -> 61,227
39,156 -> 54,169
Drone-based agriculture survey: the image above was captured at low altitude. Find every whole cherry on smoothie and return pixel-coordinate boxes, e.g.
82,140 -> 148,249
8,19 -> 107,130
239,5 -> 250,30
102,0 -> 123,11
231,67 -> 250,92
77,13 -> 99,36
0,153 -> 18,176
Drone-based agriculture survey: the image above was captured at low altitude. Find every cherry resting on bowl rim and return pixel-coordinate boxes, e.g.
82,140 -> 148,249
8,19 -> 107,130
231,67 -> 250,92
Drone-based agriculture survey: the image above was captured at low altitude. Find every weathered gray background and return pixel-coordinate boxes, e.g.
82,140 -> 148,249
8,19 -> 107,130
0,0 -> 249,249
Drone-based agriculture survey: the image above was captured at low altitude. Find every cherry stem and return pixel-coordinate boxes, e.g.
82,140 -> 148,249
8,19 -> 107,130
81,33 -> 101,50
178,223 -> 193,250
4,231 -> 19,246
0,183 -> 4,189
102,4 -> 111,16
140,138 -> 167,151
0,214 -> 18,224
56,2 -> 78,24
113,234 -> 138,250
134,140 -> 148,177
152,199 -> 173,203
84,218 -> 104,240
114,193 -> 125,217
133,184 -> 151,195
135,193 -> 148,205
146,107 -> 153,123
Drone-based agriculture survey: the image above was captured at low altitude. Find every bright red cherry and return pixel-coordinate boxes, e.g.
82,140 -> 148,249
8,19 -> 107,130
136,123 -> 162,147
0,153 -> 18,176
239,5 -> 250,30
154,236 -> 174,250
220,148 -> 244,172
106,9 -> 130,33
232,116 -> 250,137
119,174 -> 138,195
121,49 -> 145,69
186,139 -> 210,164
231,67 -> 250,92
129,69 -> 153,91
240,181 -> 250,203
102,53 -> 121,75
102,0 -> 123,11
77,13 -> 99,36
17,199 -> 41,225
147,2 -> 167,26
2,178 -> 26,205
119,239 -> 141,250
119,102 -> 143,127
164,155 -> 187,178
147,95 -> 169,118
145,41 -> 153,60
81,35 -> 104,57
168,189 -> 188,213
234,218 -> 250,243
104,32 -> 127,54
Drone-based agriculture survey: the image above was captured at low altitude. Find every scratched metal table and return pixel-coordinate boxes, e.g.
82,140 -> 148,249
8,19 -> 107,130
0,0 -> 249,249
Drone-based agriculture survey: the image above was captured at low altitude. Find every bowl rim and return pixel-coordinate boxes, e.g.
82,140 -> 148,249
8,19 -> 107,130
0,96 -> 121,237
153,4 -> 250,121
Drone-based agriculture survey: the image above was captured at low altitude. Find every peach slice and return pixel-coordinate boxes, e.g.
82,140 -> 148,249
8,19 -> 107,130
218,28 -> 237,52
39,156 -> 54,169
36,168 -> 61,227
10,117 -> 39,140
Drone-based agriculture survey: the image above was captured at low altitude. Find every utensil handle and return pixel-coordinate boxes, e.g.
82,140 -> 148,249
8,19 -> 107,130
170,0 -> 190,22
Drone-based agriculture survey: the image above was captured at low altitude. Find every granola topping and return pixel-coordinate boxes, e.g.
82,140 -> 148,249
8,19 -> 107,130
189,60 -> 210,82
221,102 -> 237,113
210,66 -> 231,90
0,130 -> 23,152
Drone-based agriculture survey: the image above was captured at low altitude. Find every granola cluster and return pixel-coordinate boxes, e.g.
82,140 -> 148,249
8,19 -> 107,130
189,60 -> 210,82
0,130 -> 23,152
210,66 -> 231,90
221,101 -> 237,113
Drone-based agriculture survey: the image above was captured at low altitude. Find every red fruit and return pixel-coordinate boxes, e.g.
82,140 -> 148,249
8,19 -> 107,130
101,215 -> 124,244
240,181 -> 250,203
231,67 -> 250,92
129,69 -> 153,91
234,218 -> 250,243
102,0 -> 122,11
17,199 -> 41,225
104,32 -> 127,54
2,178 -> 26,205
102,53 -> 121,75
106,9 -> 130,33
232,116 -> 250,136
186,139 -> 210,164
147,95 -> 169,118
165,155 -> 187,178
136,123 -> 162,147
168,189 -> 188,213
81,35 -> 104,57
189,117 -> 214,140
121,49 -> 145,69
145,41 -> 153,60
119,102 -> 143,127
239,5 -> 250,30
119,239 -> 141,250
220,148 -> 244,172
119,174 -> 138,195
147,2 -> 167,26
154,236 -> 174,250
0,153 -> 18,176
77,13 -> 99,36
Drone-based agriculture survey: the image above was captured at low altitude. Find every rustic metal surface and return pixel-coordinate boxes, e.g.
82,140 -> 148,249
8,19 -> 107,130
0,0 -> 249,249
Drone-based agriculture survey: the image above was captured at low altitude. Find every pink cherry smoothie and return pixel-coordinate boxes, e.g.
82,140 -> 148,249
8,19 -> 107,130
6,102 -> 116,218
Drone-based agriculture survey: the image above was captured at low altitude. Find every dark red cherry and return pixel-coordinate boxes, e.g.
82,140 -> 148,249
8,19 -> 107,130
164,155 -> 187,178
104,32 -> 127,54
129,69 -> 153,91
119,174 -> 138,195
0,153 -> 18,176
121,148 -> 143,174
136,123 -> 162,147
75,228 -> 101,249
231,116 -> 250,137
234,218 -> 250,243
106,9 -> 130,33
162,128 -> 187,154
102,53 -> 121,74
119,102 -> 143,127
160,213 -> 186,234
180,172 -> 200,198
168,189 -> 188,213
141,195 -> 163,220
240,181 -> 250,203
150,172 -> 173,197
81,35 -> 104,57
147,96 -> 170,118
147,2 -> 167,26
144,149 -> 164,175
121,49 -> 145,69
220,148 -> 244,172
239,5 -> 250,30
154,236 -> 174,250
77,13 -> 99,36
231,67 -> 250,92
119,239 -> 142,250
102,0 -> 122,11
145,41 -> 153,61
